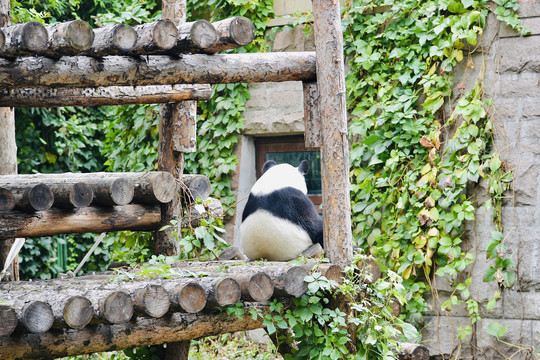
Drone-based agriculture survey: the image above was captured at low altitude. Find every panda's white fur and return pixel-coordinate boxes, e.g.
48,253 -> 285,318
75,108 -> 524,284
249,162 -> 308,196
240,160 -> 323,261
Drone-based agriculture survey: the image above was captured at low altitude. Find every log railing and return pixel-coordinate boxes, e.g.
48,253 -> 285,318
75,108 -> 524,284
0,260 -> 342,359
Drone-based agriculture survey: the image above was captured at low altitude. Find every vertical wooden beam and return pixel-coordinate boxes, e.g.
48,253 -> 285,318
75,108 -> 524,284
302,81 -> 322,150
312,0 -> 353,267
155,0 -> 195,358
0,0 -> 20,281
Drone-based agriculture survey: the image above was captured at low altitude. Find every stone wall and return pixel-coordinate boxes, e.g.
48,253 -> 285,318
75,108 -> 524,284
421,3 -> 540,358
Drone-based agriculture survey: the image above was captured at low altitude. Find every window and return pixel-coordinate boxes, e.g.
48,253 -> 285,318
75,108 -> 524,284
255,136 -> 321,208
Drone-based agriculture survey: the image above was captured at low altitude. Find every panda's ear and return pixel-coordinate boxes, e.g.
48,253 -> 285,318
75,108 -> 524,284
298,160 -> 309,175
262,160 -> 277,173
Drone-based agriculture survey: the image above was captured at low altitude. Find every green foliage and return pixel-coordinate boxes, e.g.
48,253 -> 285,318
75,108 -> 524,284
230,253 -> 420,359
343,0 -> 519,328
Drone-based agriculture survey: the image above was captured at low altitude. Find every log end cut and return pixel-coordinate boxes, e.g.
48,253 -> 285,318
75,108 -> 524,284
153,19 -> 179,50
214,278 -> 241,307
72,182 -> 94,208
0,305 -> 18,337
151,171 -> 176,203
175,282 -> 207,313
111,178 -> 134,205
134,285 -> 170,318
112,24 -> 137,52
21,301 -> 54,333
229,16 -> 255,46
20,22 -> 48,52
99,291 -> 133,324
0,187 -> 15,212
248,272 -> 274,303
30,183 -> 54,211
284,266 -> 309,298
64,296 -> 94,329
190,20 -> 218,49
66,20 -> 95,51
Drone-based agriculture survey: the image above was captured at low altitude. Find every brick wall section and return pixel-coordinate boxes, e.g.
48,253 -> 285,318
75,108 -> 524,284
422,3 -> 540,358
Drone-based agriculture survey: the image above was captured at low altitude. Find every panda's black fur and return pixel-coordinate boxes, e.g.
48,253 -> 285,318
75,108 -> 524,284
240,160 -> 323,261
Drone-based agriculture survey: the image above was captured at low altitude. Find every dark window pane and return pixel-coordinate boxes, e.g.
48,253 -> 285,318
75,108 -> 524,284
264,151 -> 322,195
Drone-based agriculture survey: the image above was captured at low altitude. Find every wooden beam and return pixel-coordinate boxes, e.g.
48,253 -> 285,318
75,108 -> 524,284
0,84 -> 212,108
83,24 -> 137,56
312,0 -> 353,267
0,22 -> 48,57
0,0 -> 18,281
204,17 -> 255,53
0,52 -> 316,89
0,304 -> 269,359
43,20 -> 94,57
302,81 -> 322,149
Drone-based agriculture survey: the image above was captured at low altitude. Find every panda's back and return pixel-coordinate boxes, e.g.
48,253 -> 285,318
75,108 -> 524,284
240,187 -> 323,261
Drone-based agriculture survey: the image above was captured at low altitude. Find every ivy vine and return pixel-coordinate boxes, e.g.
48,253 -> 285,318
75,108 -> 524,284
343,0 -> 524,338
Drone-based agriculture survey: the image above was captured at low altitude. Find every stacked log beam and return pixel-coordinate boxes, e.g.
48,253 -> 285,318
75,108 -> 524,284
0,84 -> 212,108
0,52 -> 317,89
43,20 -> 94,57
205,17 -> 255,53
83,23 -> 137,56
0,22 -> 48,57
164,20 -> 218,54
132,19 -> 179,53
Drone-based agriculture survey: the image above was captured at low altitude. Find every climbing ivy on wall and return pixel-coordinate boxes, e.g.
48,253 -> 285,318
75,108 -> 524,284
343,0 -> 524,334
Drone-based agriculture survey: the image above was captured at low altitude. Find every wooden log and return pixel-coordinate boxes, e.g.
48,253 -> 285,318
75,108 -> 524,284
0,22 -> 48,57
63,296 -> 94,330
5,183 -> 54,211
43,20 -> 94,57
205,17 -> 255,53
0,172 -> 174,205
0,84 -> 213,107
132,19 -> 179,53
0,305 -> 18,337
168,281 -> 207,313
21,301 -> 54,334
99,291 -> 134,324
0,28 -> 5,50
0,198 -> 223,239
233,272 -> 274,303
181,197 -> 223,228
171,99 -> 197,153
165,20 -> 218,54
205,277 -> 241,307
301,242 -> 324,258
0,0 -> 17,282
0,204 -> 161,239
397,343 -> 430,360
84,24 -> 137,56
312,0 -> 353,267
302,81 -> 322,149
181,174 -> 211,203
0,52 -> 317,89
0,187 -> 15,211
0,304 -> 269,359
133,285 -> 170,318
217,245 -> 247,261
355,257 -> 381,284
49,183 -> 94,209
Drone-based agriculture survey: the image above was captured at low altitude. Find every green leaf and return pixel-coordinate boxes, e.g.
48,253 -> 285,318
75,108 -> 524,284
486,321 -> 508,339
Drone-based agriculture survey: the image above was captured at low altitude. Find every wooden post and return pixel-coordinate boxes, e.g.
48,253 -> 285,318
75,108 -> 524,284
0,0 -> 19,281
312,0 -> 353,267
156,1 -> 193,358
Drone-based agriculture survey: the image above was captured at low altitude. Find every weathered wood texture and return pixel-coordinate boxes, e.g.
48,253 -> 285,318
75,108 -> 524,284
0,22 -> 48,57
0,305 -> 18,336
0,187 -> 15,211
0,172 -> 177,204
0,28 -> 4,49
83,24 -> 137,56
205,16 -> 255,53
302,81 -> 322,149
5,183 -> 54,212
165,20 -> 218,54
43,20 -> 94,57
0,304 -> 269,359
0,52 -> 316,89
181,174 -> 211,203
0,204 -> 161,239
0,197 -> 222,239
0,0 -> 18,281
312,0 -> 353,267
132,19 -> 178,53
0,84 -> 212,107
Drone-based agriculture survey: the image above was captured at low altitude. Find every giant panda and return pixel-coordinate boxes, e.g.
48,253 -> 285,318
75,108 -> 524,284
240,160 -> 323,261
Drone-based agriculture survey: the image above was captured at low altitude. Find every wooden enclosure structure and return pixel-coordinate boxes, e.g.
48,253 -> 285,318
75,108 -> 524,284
0,0 -> 360,358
